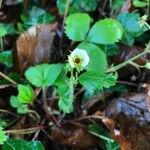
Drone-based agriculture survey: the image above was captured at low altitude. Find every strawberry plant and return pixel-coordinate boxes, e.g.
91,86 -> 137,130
0,0 -> 150,150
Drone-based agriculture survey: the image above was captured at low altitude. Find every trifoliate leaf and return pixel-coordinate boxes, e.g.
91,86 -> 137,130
0,127 -> 8,145
79,72 -> 118,91
2,139 -> 45,150
78,42 -> 107,74
17,84 -> 35,104
65,13 -> 91,41
0,51 -> 13,67
87,18 -> 123,44
10,96 -> 20,108
25,64 -> 64,87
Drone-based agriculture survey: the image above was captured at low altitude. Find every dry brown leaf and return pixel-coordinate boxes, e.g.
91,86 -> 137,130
103,115 -> 150,150
104,88 -> 150,150
51,122 -> 97,149
14,22 -> 58,73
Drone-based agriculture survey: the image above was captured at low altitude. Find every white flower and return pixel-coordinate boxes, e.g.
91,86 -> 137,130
68,48 -> 90,69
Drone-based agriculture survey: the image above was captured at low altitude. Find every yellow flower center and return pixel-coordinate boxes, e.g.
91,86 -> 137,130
73,56 -> 82,65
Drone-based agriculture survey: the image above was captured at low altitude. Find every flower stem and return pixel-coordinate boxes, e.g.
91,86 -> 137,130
69,69 -> 75,102
107,49 -> 150,73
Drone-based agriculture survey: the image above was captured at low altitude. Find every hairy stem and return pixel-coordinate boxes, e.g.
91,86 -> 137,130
107,49 -> 150,73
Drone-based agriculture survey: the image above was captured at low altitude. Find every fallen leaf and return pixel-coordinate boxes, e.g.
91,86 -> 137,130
51,122 -> 97,149
14,22 -> 58,73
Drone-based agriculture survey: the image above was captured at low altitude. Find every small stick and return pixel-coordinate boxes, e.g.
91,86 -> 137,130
0,72 -> 17,85
6,126 -> 45,135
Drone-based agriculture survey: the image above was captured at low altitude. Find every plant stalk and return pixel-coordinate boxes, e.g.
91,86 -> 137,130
0,72 -> 17,85
5,126 -> 45,135
107,49 -> 150,73
0,37 -> 4,51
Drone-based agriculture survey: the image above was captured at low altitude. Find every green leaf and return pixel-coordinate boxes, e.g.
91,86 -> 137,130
57,0 -> 97,15
87,18 -> 123,44
57,0 -> 70,15
10,96 -> 20,108
78,42 -> 107,74
0,120 -> 7,128
37,14 -> 55,24
73,0 -> 97,12
29,6 -> 45,20
0,23 -> 16,37
21,6 -> 54,28
25,64 -> 63,87
17,105 -> 29,114
112,0 -> 126,9
0,24 -> 7,37
55,74 -> 73,113
5,24 -> 16,35
16,0 -> 23,3
17,84 -> 35,104
133,0 -> 148,7
55,73 -> 69,98
117,12 -> 148,37
0,127 -> 8,145
58,97 -> 74,113
79,72 -> 117,91
0,51 -> 13,67
65,13 -> 91,41
2,139 -> 45,150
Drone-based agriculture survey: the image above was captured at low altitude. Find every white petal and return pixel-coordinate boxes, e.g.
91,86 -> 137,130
68,48 -> 90,68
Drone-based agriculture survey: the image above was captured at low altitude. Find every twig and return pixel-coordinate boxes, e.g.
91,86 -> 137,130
41,86 -> 58,124
74,115 -> 107,121
117,80 -> 137,87
107,49 -> 150,73
0,0 -> 2,9
75,87 -> 85,97
0,72 -> 17,85
32,119 -> 45,141
0,109 -> 18,117
6,126 -> 45,135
